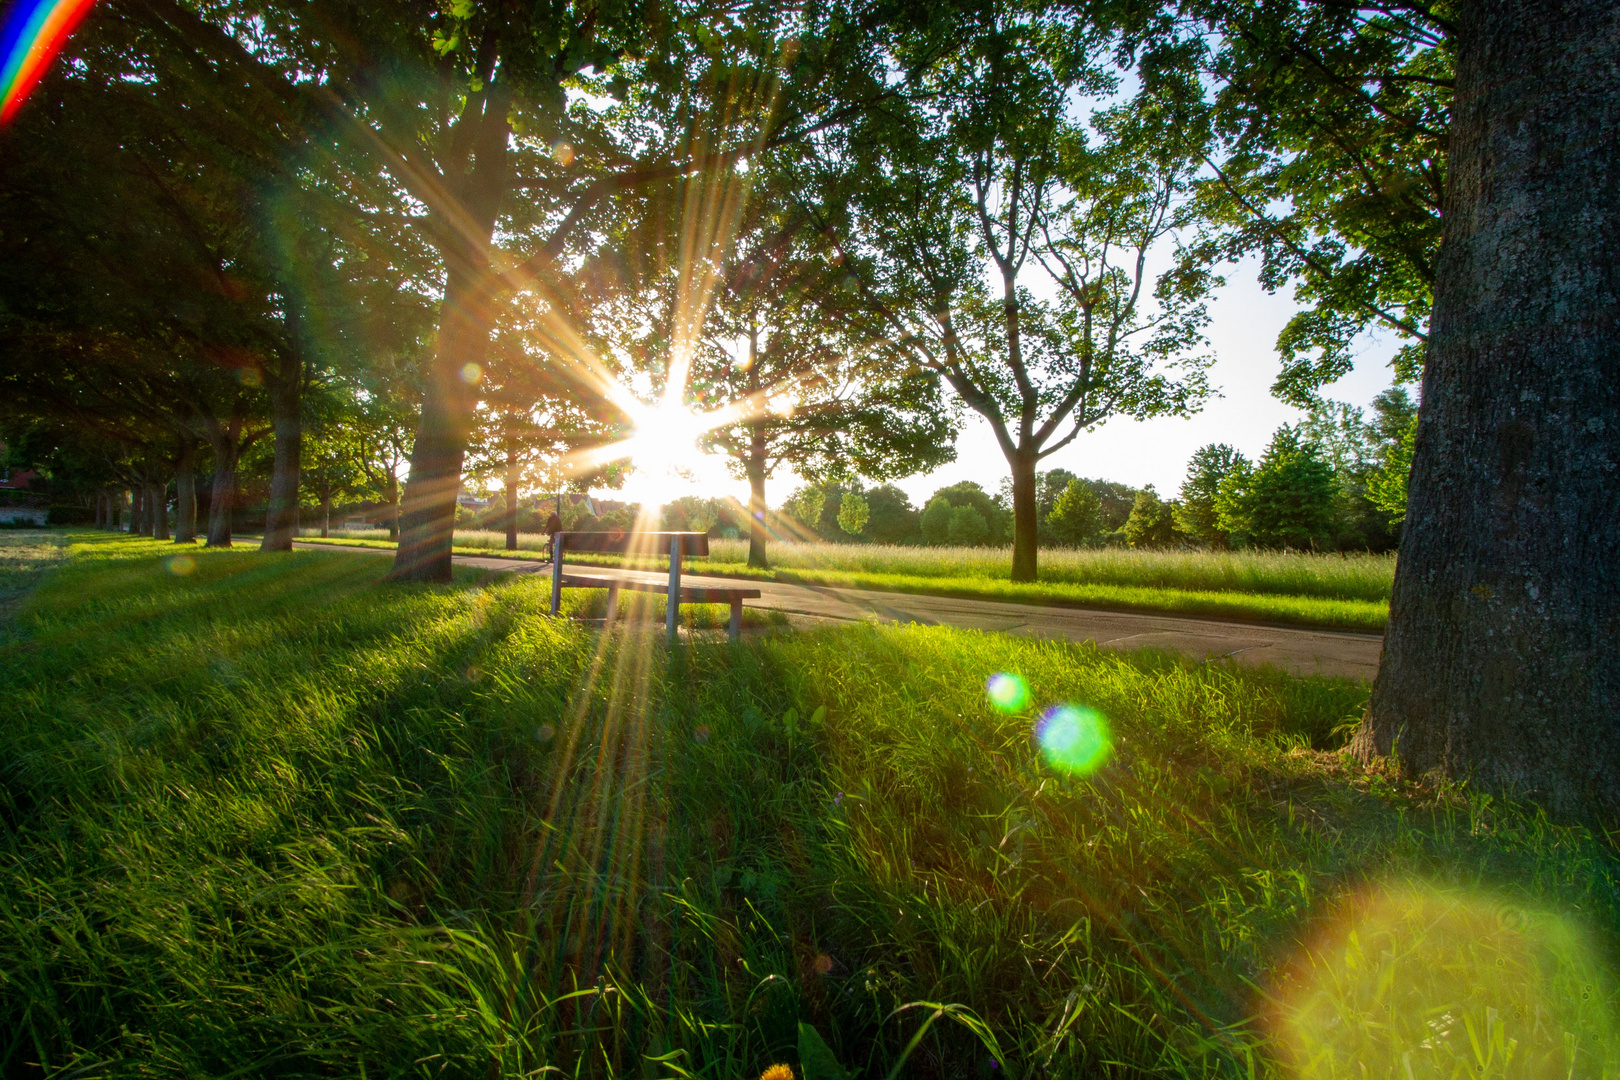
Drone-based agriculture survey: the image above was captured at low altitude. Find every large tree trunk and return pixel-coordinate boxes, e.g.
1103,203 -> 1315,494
504,441 -> 519,551
389,91 -> 510,584
93,492 -> 105,530
205,423 -> 242,547
261,326 -> 304,553
1353,0 -> 1620,823
174,437 -> 198,544
389,265 -> 494,581
150,482 -> 170,541
133,485 -> 151,537
747,422 -> 769,569
1009,450 -> 1039,582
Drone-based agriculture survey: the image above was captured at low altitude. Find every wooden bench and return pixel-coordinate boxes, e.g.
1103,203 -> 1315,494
547,530 -> 761,641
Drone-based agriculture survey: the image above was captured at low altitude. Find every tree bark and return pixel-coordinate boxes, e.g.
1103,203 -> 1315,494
205,421 -> 242,547
1009,450 -> 1039,582
1353,0 -> 1620,822
262,313 -> 304,552
388,89 -> 511,584
150,482 -> 170,540
93,492 -> 105,530
389,264 -> 494,580
747,421 -> 770,569
174,436 -> 198,544
132,485 -> 150,537
504,439 -> 519,551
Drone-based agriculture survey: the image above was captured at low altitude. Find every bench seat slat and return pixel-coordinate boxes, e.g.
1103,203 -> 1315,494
558,574 -> 760,601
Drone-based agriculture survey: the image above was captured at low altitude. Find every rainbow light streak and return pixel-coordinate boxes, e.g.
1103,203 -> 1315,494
0,0 -> 98,125
1035,704 -> 1111,775
985,672 -> 1031,714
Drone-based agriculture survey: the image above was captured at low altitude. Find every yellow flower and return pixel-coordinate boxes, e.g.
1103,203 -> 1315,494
759,1066 -> 794,1080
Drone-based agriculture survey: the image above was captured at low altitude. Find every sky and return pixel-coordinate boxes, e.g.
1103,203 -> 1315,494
590,252 -> 1405,512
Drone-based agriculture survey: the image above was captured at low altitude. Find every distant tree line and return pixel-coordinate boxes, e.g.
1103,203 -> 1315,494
777,387 -> 1415,553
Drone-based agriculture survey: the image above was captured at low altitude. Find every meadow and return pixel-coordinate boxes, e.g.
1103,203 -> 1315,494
3,532 -> 1615,1078
301,531 -> 1395,633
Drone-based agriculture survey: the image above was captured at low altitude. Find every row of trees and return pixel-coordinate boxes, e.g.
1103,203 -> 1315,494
780,385 -> 1415,553
2,0 -> 1616,818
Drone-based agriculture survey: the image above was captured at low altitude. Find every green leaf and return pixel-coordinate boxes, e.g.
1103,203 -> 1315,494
798,1022 -> 852,1080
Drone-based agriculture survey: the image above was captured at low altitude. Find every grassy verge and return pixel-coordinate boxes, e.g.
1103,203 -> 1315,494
3,535 -> 1614,1077
294,535 -> 1388,632
369,531 -> 1396,604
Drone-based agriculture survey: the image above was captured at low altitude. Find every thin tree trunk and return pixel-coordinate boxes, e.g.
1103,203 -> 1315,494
1009,450 -> 1039,582
320,490 -> 331,538
744,319 -> 770,569
390,265 -> 494,581
205,424 -> 241,547
504,440 -> 519,551
386,471 -> 401,541
133,485 -> 150,537
1353,0 -> 1620,822
174,437 -> 198,544
747,423 -> 769,569
111,491 -> 123,531
262,318 -> 304,552
93,493 -> 104,530
150,482 -> 170,540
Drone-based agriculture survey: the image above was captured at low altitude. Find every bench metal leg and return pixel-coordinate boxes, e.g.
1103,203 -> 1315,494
666,536 -> 681,642
729,598 -> 742,641
550,533 -> 563,615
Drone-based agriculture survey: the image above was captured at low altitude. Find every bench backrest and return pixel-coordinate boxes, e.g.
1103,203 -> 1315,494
555,530 -> 710,557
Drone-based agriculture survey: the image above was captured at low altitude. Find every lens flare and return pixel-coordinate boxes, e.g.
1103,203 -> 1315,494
986,672 -> 1031,713
1271,882 -> 1620,1078
460,362 -> 482,384
0,0 -> 98,125
166,554 -> 195,576
1035,705 -> 1110,775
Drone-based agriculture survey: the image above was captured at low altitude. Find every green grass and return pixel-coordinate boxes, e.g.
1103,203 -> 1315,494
3,532 -> 1615,1078
298,532 -> 1392,633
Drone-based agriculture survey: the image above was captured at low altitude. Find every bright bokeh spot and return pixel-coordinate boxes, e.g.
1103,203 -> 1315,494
460,362 -> 482,384
1035,704 -> 1110,774
985,672 -> 1030,713
1272,882 -> 1619,1079
166,554 -> 195,576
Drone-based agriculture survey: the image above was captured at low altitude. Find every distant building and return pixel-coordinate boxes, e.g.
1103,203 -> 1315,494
0,441 -> 46,524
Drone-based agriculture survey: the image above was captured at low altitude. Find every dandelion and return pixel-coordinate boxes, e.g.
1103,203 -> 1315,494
759,1066 -> 794,1080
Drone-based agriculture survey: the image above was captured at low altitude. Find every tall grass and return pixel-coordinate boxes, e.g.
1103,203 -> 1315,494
3,534 -> 1614,1077
305,530 -> 1395,602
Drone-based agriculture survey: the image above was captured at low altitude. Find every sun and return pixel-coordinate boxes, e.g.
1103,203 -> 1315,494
610,402 -> 731,505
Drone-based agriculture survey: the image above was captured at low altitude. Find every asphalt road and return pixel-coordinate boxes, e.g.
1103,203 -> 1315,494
292,542 -> 1383,681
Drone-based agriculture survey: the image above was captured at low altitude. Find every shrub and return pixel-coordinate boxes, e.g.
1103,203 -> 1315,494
1124,486 -> 1177,547
1047,480 -> 1102,545
920,496 -> 954,545
947,504 -> 990,545
837,493 -> 870,536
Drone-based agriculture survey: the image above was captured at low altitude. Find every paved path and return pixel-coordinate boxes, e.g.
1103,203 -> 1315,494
292,542 -> 1382,681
